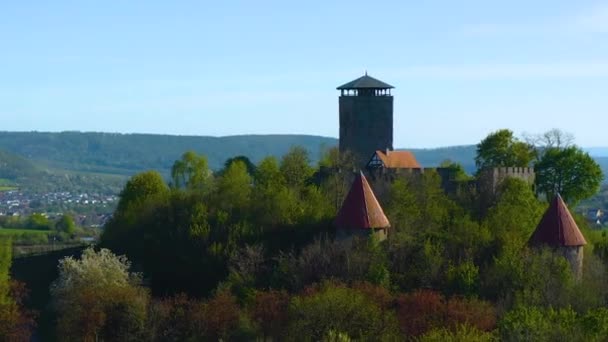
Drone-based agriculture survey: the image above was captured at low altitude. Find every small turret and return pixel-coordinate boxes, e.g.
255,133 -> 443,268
335,171 -> 390,241
528,194 -> 587,280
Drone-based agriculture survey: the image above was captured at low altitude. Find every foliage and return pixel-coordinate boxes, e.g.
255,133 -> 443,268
498,306 -> 608,342
55,214 -> 76,235
287,282 -> 399,341
418,324 -> 497,342
170,151 -> 212,191
50,248 -> 149,341
396,290 -> 496,337
535,146 -> 603,205
475,129 -> 535,170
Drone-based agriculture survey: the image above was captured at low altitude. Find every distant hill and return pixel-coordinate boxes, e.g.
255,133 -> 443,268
0,132 -> 338,175
0,147 -> 126,194
0,132 -> 605,192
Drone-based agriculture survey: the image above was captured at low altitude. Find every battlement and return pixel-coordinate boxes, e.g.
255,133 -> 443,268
493,167 -> 535,176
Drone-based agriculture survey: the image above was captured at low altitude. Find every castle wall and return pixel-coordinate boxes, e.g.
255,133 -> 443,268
339,95 -> 393,167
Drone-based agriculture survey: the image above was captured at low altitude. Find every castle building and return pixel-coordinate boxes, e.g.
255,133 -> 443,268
335,171 -> 390,241
528,194 -> 587,280
337,74 -> 394,167
367,150 -> 421,170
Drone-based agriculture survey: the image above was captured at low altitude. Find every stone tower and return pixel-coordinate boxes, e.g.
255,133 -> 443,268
337,74 -> 394,167
528,194 -> 587,280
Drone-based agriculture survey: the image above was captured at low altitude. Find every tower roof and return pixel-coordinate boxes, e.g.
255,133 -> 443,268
528,194 -> 587,247
337,74 -> 394,90
335,171 -> 390,230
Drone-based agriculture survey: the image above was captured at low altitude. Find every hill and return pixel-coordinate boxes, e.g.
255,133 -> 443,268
0,132 -> 338,175
0,147 -> 126,194
0,132 -> 605,193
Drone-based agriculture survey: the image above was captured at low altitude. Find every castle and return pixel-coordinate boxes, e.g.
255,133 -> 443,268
336,73 -> 535,202
334,74 -> 586,277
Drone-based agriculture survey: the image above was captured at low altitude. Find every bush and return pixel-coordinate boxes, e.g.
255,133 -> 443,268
287,282 -> 399,341
396,290 -> 496,337
418,324 -> 497,342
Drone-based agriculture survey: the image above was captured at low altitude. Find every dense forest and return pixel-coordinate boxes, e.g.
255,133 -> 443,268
2,129 -> 606,341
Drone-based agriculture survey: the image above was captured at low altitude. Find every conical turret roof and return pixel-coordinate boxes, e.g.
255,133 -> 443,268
335,171 -> 390,230
528,194 -> 587,247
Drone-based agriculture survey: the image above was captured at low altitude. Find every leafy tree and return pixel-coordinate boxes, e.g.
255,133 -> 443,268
215,160 -> 252,215
51,248 -> 149,342
535,146 -> 603,205
475,129 -> 535,170
280,146 -> 314,189
223,155 -> 257,176
26,213 -> 52,230
55,214 -> 76,235
170,151 -> 211,191
318,147 -> 357,212
115,171 -> 169,216
102,171 -> 169,257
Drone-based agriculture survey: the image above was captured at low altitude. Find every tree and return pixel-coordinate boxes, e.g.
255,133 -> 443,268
50,248 -> 149,342
475,130 -> 535,170
318,147 -> 357,213
215,160 -> 252,215
55,214 -> 76,235
170,151 -> 211,191
223,155 -> 257,177
26,213 -> 52,230
535,146 -> 603,205
280,146 -> 314,189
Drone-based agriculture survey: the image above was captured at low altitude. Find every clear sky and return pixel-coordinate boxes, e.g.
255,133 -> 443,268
1,1 -> 607,148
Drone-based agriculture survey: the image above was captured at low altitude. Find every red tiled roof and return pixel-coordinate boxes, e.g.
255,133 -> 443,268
375,150 -> 421,169
528,194 -> 587,247
335,171 -> 390,230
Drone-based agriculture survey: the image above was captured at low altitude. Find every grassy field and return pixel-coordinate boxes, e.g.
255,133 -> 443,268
0,186 -> 18,191
0,228 -> 50,235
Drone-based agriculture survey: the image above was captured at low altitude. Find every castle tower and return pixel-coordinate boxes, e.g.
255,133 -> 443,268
337,74 -> 394,167
335,171 -> 390,241
528,194 -> 587,280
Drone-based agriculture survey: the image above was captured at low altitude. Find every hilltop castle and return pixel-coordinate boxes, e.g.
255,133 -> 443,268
336,73 -> 535,199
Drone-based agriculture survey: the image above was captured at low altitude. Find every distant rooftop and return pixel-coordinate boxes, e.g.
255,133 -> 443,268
337,74 -> 394,90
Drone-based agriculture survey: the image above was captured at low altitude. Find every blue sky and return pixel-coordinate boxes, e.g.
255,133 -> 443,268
1,1 -> 607,148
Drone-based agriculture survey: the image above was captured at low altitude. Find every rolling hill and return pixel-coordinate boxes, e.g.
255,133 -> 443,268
0,131 -> 605,193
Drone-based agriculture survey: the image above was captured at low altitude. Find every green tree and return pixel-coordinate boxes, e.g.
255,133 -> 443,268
475,130 -> 535,170
535,146 -> 603,205
26,213 -> 52,230
223,155 -> 257,177
170,151 -> 211,191
215,160 -> 252,215
51,248 -> 149,342
55,214 -> 77,235
280,146 -> 314,189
